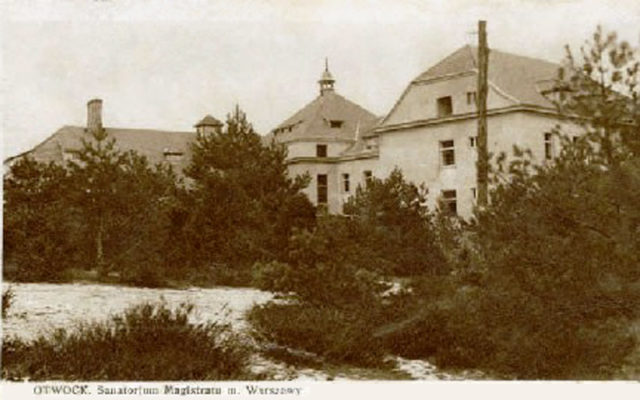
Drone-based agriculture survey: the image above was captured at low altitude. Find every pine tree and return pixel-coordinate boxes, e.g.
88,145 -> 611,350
66,128 -> 178,278
183,106 -> 314,276
3,158 -> 76,281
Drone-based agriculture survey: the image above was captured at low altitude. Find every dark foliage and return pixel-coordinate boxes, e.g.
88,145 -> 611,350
65,131 -> 179,279
179,106 -> 315,276
250,169 -> 449,367
381,28 -> 640,379
2,302 -> 254,381
343,168 -> 449,276
248,302 -> 388,367
3,158 -> 79,281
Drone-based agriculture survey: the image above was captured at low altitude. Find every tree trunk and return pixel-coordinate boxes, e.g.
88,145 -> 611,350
96,215 -> 105,273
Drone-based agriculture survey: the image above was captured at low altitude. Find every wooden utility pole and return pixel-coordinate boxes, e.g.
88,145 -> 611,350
476,20 -> 489,208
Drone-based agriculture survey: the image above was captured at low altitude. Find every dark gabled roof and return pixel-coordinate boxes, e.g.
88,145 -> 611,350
194,114 -> 223,127
273,91 -> 379,142
415,45 -> 562,108
9,125 -> 196,172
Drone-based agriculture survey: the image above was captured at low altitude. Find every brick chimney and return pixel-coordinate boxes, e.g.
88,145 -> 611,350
87,98 -> 103,135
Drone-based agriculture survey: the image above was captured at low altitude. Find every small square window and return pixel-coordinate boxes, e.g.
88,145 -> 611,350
163,149 -> 184,162
437,96 -> 453,117
440,140 -> 455,166
316,144 -> 328,158
330,120 -> 343,128
441,190 -> 457,215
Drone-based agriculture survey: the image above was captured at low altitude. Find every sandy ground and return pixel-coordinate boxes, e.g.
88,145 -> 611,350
2,282 -> 472,380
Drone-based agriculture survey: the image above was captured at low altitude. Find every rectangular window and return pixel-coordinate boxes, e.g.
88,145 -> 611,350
330,120 -> 343,128
466,91 -> 477,106
316,144 -> 328,158
440,140 -> 455,166
544,133 -> 554,160
572,136 -> 579,144
441,190 -> 457,215
342,173 -> 350,193
469,136 -> 477,148
317,174 -> 328,204
163,150 -> 184,162
363,170 -> 373,186
471,187 -> 477,200
437,96 -> 453,117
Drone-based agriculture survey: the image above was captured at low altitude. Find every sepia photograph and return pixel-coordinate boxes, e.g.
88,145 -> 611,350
1,0 -> 640,398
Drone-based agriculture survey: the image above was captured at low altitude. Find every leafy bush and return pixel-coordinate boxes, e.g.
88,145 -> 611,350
2,302 -> 254,381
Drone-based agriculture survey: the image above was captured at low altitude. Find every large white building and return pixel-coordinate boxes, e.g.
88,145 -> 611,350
6,45 -> 580,219
273,45 -> 579,217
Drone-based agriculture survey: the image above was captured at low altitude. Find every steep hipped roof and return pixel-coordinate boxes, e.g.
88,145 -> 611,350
9,125 -> 196,172
273,91 -> 379,142
415,45 -> 562,108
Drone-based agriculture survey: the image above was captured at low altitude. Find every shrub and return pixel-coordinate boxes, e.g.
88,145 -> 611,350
248,169 -> 451,368
343,168 -> 448,277
248,302 -> 387,367
120,264 -> 167,288
380,144 -> 640,379
251,261 -> 295,293
2,302 -> 254,380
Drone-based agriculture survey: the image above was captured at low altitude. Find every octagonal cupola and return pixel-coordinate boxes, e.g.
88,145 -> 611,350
318,58 -> 335,95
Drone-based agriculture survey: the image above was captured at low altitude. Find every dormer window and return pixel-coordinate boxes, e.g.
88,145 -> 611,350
163,149 -> 184,162
437,96 -> 453,117
62,150 -> 80,162
330,120 -> 343,128
316,144 -> 327,158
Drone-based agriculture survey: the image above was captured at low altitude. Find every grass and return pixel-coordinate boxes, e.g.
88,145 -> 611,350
2,302 -> 257,381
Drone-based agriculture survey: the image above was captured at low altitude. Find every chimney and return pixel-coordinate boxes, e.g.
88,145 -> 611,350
87,98 -> 103,135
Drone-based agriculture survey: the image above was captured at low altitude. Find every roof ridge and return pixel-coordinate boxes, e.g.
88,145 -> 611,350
61,125 -> 194,134
415,45 -> 475,81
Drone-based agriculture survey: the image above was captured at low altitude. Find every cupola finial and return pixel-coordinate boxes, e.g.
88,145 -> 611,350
318,57 -> 335,95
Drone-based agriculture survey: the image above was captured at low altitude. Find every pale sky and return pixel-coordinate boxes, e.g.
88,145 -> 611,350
2,0 -> 640,158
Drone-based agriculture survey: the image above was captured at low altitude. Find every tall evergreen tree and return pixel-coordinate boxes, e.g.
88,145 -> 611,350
183,106 -> 315,275
3,158 -> 77,281
65,129 -> 179,278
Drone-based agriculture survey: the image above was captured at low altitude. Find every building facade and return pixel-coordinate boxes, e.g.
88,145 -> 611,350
6,45 -> 580,219
4,99 -> 223,176
273,46 -> 581,217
